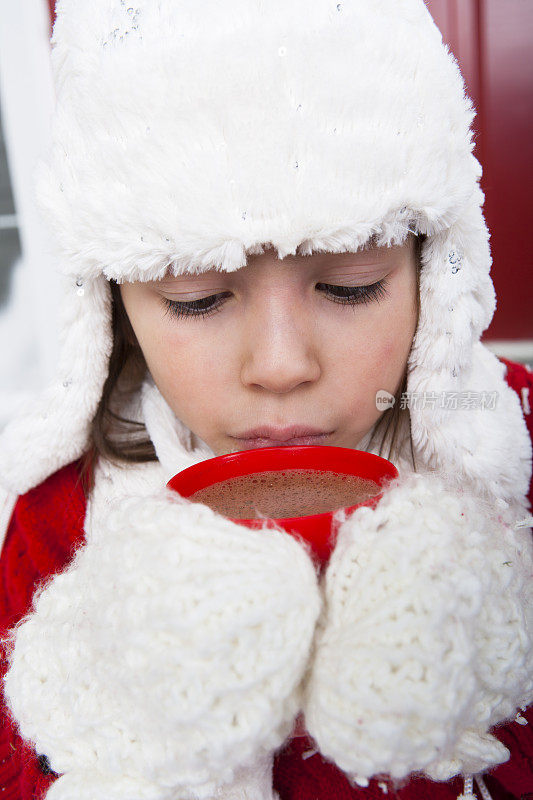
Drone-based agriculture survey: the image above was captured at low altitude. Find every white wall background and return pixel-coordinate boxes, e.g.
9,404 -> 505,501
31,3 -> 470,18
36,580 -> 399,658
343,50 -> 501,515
0,0 -> 60,428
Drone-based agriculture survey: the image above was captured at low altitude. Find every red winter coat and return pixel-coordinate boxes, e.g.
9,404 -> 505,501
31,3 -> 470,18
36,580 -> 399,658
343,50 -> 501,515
1,358 -> 532,800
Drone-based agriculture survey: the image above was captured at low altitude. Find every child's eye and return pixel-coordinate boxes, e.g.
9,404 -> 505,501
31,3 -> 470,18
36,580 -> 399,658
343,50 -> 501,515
162,279 -> 388,320
162,292 -> 231,320
316,279 -> 388,306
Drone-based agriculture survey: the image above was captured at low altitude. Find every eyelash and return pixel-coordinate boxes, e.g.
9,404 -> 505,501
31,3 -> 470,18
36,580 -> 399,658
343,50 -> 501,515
162,279 -> 388,320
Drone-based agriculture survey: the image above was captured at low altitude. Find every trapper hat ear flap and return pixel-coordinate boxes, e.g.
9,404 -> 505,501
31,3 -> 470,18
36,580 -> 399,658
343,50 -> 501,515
0,275 -> 112,494
408,213 -> 531,502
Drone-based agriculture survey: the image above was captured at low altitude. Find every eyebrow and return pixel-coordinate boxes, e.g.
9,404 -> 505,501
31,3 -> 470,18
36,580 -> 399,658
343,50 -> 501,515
309,253 -> 390,268
267,245 -> 396,270
157,246 -> 396,287
151,272 -> 229,293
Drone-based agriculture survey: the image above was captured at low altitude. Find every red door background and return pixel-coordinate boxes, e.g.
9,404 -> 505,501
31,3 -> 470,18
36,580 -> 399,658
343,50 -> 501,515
47,0 -> 532,341
414,0 -> 532,341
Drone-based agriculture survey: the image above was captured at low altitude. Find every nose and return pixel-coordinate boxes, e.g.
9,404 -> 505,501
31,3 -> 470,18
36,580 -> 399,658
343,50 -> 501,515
240,293 -> 321,394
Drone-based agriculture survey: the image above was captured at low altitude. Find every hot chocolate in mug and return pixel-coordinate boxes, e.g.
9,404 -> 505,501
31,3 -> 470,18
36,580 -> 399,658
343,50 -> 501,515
167,445 -> 398,567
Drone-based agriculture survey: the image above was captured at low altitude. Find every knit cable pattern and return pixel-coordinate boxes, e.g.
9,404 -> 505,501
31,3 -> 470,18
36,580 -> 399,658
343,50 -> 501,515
3,486 -> 321,799
304,472 -> 533,784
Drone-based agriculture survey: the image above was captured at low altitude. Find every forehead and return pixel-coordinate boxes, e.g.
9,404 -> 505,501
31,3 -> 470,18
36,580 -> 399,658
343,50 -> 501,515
159,238 -> 415,286
250,235 -> 415,264
253,241 -> 398,264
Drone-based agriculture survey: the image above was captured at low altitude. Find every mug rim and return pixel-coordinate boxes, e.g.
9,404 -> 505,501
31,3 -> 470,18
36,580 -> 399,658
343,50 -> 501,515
166,445 -> 398,524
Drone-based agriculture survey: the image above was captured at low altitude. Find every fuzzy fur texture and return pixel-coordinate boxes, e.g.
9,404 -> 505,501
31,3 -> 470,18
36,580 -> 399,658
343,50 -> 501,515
1,0 -> 533,795
0,274 -> 112,494
305,472 -> 533,783
4,458 -> 320,800
0,486 -> 17,554
41,0 -> 488,364
40,0 -> 475,281
3,450 -> 532,797
0,0 -> 530,504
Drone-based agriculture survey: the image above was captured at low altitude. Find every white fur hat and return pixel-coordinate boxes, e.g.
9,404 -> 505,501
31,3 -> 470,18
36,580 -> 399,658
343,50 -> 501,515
0,0 -> 530,503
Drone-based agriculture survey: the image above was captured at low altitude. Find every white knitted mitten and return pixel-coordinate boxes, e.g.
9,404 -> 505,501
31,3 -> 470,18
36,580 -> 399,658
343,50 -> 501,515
4,491 -> 321,800
303,472 -> 533,784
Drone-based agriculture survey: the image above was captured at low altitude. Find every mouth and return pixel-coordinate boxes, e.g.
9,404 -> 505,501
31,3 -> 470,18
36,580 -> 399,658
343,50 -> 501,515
232,426 -> 333,450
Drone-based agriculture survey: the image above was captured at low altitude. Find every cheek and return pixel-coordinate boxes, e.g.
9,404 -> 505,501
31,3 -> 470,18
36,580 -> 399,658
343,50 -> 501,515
374,278 -> 418,378
378,304 -> 417,379
379,333 -> 409,367
140,322 -> 235,421
119,287 -> 235,434
342,337 -> 404,396
335,298 -> 416,404
373,336 -> 410,391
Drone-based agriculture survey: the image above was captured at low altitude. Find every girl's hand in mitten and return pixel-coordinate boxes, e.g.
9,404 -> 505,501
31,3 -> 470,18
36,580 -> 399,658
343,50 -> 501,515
303,472 -> 533,785
3,491 -> 321,800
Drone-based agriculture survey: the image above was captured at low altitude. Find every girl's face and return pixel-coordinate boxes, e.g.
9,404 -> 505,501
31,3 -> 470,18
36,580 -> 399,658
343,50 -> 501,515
120,237 -> 419,456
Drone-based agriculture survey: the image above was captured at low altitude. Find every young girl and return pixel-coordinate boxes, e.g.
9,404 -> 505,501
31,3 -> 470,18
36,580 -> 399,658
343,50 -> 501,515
0,1 -> 532,799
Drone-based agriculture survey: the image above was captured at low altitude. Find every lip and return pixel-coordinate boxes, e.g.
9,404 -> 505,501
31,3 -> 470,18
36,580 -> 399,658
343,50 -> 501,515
232,426 -> 332,450
234,434 -> 331,450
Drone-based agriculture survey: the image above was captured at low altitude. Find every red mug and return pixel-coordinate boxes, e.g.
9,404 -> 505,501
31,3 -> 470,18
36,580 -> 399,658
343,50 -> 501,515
167,445 -> 398,568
